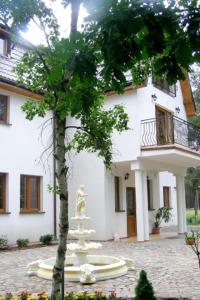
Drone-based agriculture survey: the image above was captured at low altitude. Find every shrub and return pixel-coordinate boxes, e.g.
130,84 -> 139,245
0,235 -> 8,250
39,234 -> 53,245
16,238 -> 29,248
135,270 -> 156,300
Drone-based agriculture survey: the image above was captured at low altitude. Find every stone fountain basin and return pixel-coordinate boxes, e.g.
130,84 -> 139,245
68,229 -> 96,239
35,255 -> 128,281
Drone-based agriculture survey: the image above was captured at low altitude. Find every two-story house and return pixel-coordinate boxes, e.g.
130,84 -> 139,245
0,26 -> 199,243
68,76 -> 200,242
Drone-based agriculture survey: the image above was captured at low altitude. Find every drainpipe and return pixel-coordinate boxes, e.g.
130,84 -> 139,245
53,112 -> 57,240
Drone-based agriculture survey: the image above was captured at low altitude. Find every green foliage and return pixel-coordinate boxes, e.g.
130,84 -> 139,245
0,235 -> 8,250
187,209 -> 200,225
40,234 -> 53,245
135,270 -> 156,300
16,238 -> 29,248
154,207 -> 173,228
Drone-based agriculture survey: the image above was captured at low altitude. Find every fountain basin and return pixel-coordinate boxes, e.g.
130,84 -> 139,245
28,255 -> 129,282
68,229 -> 96,239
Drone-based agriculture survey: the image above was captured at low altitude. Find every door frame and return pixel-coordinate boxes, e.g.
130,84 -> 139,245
126,187 -> 137,237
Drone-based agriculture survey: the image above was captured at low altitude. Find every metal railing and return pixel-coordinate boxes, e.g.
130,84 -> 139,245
141,116 -> 200,151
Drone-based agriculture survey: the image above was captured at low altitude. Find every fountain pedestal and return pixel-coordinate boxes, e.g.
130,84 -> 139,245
27,185 -> 132,283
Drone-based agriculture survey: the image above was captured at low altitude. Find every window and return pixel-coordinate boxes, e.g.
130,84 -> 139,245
115,176 -> 123,211
0,36 -> 8,56
20,175 -> 40,212
147,177 -> 153,210
163,186 -> 170,208
0,95 -> 8,123
152,77 -> 176,97
0,173 -> 6,212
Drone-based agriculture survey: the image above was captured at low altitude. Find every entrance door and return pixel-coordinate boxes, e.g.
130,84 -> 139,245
156,106 -> 173,145
126,187 -> 137,237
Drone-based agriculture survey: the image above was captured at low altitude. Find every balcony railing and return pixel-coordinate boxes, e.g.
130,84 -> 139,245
141,116 -> 200,152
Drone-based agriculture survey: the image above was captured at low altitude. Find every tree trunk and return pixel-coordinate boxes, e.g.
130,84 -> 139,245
51,2 -> 80,299
71,0 -> 80,33
51,116 -> 68,300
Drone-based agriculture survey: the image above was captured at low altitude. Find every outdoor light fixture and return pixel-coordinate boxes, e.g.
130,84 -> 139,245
151,94 -> 157,102
175,106 -> 180,114
124,173 -> 130,180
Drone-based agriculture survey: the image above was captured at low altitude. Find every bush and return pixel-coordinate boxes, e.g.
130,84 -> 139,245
39,234 -> 53,245
0,235 -> 8,250
16,238 -> 29,248
135,270 -> 156,300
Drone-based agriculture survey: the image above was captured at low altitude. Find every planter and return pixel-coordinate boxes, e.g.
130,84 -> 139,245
185,239 -> 195,246
152,227 -> 160,234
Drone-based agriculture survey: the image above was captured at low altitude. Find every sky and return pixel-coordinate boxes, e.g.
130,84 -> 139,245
22,0 -> 88,45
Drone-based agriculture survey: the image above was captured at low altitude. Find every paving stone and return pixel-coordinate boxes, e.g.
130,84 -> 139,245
0,237 -> 200,299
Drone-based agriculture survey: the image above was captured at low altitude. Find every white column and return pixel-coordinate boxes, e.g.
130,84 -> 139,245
135,170 -> 145,241
142,171 -> 150,241
176,175 -> 187,233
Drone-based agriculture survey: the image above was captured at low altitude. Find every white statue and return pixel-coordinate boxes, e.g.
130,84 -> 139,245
75,185 -> 87,217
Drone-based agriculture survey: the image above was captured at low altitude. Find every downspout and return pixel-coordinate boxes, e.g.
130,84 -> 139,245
53,112 -> 57,240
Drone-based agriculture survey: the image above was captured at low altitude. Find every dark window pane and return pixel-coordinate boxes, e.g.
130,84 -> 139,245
20,176 -> 27,209
115,176 -> 120,211
0,95 -> 7,122
0,175 -> 4,209
30,177 -> 38,208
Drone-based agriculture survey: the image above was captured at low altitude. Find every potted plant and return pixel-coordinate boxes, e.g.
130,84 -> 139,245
152,207 -> 173,234
185,231 -> 196,245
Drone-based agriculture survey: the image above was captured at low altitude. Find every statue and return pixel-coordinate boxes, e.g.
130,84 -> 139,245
75,185 -> 87,217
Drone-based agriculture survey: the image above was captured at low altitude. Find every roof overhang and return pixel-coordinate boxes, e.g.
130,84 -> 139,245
0,80 -> 43,101
141,144 -> 200,171
180,73 -> 196,117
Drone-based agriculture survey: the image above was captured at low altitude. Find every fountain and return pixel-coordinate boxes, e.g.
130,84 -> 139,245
27,185 -> 133,284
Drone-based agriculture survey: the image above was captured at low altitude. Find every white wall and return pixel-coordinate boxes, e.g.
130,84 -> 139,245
67,151 -> 107,240
0,88 -> 54,243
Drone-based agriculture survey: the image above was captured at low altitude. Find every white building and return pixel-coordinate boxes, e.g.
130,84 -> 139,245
68,78 -> 200,242
0,27 -> 55,243
0,26 -> 199,243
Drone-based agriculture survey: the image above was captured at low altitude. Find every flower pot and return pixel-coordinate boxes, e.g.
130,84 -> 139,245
152,227 -> 160,234
185,239 -> 195,246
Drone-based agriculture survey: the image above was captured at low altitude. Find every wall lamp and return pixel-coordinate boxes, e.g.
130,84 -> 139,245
175,106 -> 180,114
151,94 -> 157,102
124,173 -> 130,180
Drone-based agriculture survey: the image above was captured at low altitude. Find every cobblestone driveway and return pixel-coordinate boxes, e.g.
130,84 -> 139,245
0,236 -> 199,299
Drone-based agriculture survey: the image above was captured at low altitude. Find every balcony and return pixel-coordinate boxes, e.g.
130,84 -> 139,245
141,116 -> 200,152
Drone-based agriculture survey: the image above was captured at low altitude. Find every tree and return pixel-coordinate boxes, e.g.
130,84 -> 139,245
1,1 -> 199,299
135,270 -> 156,300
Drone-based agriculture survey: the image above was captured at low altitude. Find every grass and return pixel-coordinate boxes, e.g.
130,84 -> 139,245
187,209 -> 200,225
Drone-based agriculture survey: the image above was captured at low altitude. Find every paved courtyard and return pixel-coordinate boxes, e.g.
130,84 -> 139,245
0,235 -> 200,299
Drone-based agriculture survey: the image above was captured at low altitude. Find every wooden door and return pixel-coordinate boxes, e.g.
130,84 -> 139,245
126,187 -> 137,237
156,106 -> 173,145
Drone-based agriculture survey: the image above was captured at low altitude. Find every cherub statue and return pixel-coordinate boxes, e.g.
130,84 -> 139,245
75,185 -> 87,217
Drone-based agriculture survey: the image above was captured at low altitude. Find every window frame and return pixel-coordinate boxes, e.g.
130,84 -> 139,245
163,186 -> 170,208
152,77 -> 176,97
0,36 -> 9,56
20,175 -> 41,213
0,173 -> 6,213
114,176 -> 124,212
0,94 -> 8,124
